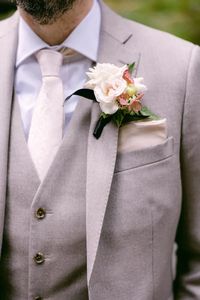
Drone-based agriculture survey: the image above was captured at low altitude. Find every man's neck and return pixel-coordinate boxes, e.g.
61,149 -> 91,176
19,0 -> 93,46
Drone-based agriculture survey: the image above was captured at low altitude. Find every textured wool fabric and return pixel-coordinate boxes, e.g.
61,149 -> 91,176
0,96 -> 91,299
0,1 -> 199,299
0,97 -> 40,298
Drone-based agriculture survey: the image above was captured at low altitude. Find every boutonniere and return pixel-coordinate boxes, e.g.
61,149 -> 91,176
68,63 -> 159,139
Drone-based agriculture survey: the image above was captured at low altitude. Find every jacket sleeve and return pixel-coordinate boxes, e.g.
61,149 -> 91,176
175,45 -> 200,299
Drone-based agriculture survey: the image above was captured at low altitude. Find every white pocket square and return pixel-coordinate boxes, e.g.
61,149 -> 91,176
118,118 -> 167,153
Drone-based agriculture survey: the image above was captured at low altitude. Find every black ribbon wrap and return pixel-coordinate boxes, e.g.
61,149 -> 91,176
65,89 -> 112,139
71,89 -> 97,101
93,115 -> 113,139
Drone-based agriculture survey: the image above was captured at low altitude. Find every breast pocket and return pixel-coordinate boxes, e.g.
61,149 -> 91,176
115,136 -> 174,173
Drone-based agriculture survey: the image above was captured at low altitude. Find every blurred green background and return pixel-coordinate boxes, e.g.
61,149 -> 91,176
0,0 -> 199,44
105,0 -> 200,44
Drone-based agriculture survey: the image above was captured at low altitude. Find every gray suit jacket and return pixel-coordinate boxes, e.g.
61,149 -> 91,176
0,2 -> 200,299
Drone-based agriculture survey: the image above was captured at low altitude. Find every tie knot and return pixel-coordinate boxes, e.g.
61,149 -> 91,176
36,49 -> 63,77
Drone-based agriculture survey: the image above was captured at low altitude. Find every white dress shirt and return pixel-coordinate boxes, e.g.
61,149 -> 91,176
15,0 -> 101,139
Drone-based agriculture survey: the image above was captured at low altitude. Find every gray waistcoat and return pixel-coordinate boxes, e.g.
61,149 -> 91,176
0,96 -> 91,299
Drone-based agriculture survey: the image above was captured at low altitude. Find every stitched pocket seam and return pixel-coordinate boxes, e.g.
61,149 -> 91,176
114,152 -> 175,174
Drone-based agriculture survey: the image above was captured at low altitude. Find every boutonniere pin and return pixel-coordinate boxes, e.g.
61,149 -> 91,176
68,63 -> 159,139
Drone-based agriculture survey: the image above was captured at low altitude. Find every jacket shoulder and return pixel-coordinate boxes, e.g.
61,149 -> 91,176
101,2 -> 196,59
125,17 -> 195,53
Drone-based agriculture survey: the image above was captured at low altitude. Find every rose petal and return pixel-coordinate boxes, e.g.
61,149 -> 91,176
85,63 -> 127,90
94,86 -> 115,103
100,101 -> 119,114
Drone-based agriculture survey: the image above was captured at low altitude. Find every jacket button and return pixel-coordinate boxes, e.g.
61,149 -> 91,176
34,297 -> 42,300
34,252 -> 45,265
35,208 -> 46,220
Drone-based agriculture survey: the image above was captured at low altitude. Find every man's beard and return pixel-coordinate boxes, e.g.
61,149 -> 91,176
16,0 -> 77,25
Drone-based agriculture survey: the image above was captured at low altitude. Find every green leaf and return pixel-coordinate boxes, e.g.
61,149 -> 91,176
93,115 -> 113,139
128,62 -> 135,75
113,111 -> 125,127
101,112 -> 109,119
123,114 -> 149,124
140,106 -> 160,120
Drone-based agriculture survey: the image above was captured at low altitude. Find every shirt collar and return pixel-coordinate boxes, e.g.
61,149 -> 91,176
16,0 -> 101,67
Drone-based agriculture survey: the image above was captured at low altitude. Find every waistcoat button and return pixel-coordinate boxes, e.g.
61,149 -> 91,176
36,208 -> 46,219
34,252 -> 45,264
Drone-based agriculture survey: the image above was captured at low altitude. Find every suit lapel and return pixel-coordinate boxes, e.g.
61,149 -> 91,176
0,13 -> 18,255
86,2 -> 141,284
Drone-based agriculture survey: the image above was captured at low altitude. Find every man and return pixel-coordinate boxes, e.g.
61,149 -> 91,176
0,0 -> 199,299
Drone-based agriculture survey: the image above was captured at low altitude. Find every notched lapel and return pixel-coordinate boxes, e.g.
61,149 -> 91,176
86,101 -> 118,284
86,3 -> 141,284
0,13 -> 18,255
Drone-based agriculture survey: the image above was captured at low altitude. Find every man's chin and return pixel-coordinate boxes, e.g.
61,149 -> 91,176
16,0 -> 77,25
29,13 -> 64,26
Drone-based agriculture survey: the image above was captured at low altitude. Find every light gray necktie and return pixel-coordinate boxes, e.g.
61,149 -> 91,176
28,49 -> 64,181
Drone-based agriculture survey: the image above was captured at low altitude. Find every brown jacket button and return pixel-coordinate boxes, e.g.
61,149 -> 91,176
34,252 -> 45,265
35,208 -> 46,220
